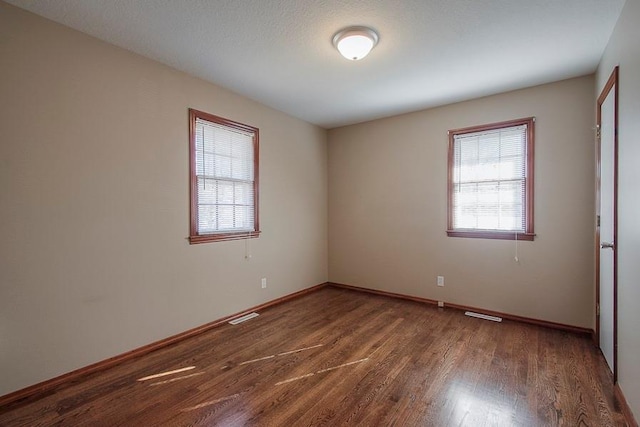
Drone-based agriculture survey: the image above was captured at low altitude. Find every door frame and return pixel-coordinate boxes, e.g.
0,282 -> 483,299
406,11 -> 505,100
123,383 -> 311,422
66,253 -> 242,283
595,66 -> 619,383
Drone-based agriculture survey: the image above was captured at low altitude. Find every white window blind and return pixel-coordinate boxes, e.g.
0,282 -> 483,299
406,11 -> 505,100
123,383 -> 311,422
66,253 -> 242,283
195,118 -> 255,234
451,124 -> 527,232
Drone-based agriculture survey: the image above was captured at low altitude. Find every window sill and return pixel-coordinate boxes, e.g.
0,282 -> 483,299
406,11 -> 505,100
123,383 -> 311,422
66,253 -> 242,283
189,231 -> 261,244
446,230 -> 535,241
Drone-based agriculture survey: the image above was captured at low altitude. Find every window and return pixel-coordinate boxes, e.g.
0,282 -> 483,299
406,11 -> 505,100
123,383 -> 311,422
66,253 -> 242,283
189,109 -> 260,244
447,117 -> 534,241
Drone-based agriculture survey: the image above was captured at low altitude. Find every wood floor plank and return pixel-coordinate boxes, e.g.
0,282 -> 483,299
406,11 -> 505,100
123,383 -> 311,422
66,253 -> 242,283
0,287 -> 629,426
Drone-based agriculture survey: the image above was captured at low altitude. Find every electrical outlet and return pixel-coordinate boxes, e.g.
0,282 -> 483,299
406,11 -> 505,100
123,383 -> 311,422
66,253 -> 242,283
261,278 -> 267,289
437,276 -> 445,287
438,301 -> 444,308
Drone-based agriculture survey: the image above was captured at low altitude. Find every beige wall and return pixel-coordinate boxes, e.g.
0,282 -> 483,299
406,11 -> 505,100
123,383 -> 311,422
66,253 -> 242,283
597,0 -> 640,420
0,2 -> 328,396
328,76 -> 595,328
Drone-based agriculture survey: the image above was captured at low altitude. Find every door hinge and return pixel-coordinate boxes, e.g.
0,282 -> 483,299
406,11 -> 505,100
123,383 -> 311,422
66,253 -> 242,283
597,215 -> 601,227
596,124 -> 601,140
597,303 -> 600,316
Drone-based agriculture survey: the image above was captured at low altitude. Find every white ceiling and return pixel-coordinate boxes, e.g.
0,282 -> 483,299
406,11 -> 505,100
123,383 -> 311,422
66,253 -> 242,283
7,0 -> 625,129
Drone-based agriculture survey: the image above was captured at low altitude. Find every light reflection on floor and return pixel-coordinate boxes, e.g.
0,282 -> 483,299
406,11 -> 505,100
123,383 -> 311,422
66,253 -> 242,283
448,384 -> 519,426
137,366 -> 196,382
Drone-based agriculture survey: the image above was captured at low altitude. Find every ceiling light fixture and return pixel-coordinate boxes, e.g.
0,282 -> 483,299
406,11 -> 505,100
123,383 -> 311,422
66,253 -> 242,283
332,26 -> 379,61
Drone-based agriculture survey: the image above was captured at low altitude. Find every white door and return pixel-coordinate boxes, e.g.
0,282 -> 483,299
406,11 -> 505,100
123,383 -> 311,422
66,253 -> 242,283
597,68 -> 618,378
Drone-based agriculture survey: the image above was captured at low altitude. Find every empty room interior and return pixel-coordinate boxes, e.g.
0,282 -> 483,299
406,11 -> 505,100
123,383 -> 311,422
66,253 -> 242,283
1,0 -> 639,425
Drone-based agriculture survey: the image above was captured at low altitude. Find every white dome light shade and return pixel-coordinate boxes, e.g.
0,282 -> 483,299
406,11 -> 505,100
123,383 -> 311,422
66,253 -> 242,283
332,27 -> 379,61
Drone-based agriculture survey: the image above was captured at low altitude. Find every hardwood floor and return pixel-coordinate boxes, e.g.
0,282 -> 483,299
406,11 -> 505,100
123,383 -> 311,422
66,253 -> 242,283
0,287 -> 629,426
